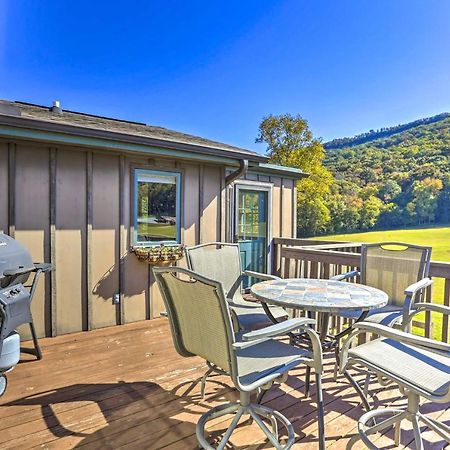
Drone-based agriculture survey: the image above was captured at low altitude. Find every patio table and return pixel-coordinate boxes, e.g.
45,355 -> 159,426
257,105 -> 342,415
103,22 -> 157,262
250,278 -> 389,408
250,278 -> 388,344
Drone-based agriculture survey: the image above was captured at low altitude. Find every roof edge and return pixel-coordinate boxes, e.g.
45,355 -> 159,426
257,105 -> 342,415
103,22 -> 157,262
251,163 -> 307,179
0,113 -> 268,163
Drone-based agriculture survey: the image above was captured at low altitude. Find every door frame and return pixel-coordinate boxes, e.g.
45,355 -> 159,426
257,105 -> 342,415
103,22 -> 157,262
232,180 -> 273,275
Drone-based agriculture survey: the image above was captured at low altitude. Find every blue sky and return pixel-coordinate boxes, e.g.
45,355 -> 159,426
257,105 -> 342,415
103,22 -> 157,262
1,0 -> 449,153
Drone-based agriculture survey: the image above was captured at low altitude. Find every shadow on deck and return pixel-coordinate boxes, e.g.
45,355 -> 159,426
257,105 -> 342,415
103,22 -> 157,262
0,319 -> 448,449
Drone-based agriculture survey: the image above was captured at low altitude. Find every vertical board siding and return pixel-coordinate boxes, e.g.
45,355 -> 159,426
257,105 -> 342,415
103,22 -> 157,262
7,143 -> 16,237
282,178 -> 294,237
90,153 -> 120,329
0,138 -> 298,336
181,163 -> 200,247
271,177 -> 282,238
55,149 -> 87,334
0,143 -> 8,233
220,168 -> 226,242
14,145 -> 50,339
122,163 -> 148,323
201,165 -> 221,243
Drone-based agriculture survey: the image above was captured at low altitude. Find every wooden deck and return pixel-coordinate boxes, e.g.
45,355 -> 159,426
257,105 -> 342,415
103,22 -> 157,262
0,318 -> 448,449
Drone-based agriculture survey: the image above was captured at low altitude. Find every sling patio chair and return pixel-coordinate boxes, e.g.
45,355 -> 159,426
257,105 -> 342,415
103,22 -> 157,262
340,303 -> 450,450
153,266 -> 325,450
332,242 -> 432,328
186,243 -> 289,398
330,242 -> 433,390
186,242 -> 288,331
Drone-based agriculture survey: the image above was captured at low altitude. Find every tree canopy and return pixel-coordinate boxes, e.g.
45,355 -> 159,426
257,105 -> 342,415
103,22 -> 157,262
257,112 -> 450,237
256,114 -> 333,235
324,113 -> 450,234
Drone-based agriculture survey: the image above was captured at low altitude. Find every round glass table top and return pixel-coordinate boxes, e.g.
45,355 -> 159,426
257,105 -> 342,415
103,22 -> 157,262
250,278 -> 388,313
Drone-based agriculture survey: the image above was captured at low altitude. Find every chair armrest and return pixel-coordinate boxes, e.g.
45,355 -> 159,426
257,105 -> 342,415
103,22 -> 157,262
411,302 -> 450,316
340,321 -> 450,373
235,317 -> 324,373
404,277 -> 433,296
241,317 -> 316,341
401,278 -> 434,326
404,302 -> 450,328
242,270 -> 281,281
330,270 -> 359,281
352,322 -> 450,352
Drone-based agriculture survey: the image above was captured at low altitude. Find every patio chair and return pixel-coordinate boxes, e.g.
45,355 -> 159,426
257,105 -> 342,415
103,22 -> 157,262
331,242 -> 433,390
340,303 -> 450,450
332,242 -> 432,328
186,243 -> 290,399
153,266 -> 325,450
185,242 -> 288,332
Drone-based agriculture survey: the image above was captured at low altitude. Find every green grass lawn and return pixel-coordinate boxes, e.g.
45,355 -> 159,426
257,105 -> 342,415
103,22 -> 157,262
317,226 -> 450,262
316,226 -> 450,339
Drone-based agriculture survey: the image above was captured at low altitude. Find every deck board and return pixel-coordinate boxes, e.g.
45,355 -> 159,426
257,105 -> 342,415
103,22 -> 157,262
0,318 -> 448,449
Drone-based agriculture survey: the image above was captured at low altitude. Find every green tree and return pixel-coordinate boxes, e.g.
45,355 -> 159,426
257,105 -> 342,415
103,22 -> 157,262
437,174 -> 450,223
256,114 -> 334,236
359,195 -> 383,230
407,178 -> 443,224
379,180 -> 401,202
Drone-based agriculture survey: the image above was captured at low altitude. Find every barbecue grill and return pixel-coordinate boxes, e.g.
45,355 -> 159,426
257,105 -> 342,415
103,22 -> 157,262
0,233 -> 52,359
0,283 -> 29,396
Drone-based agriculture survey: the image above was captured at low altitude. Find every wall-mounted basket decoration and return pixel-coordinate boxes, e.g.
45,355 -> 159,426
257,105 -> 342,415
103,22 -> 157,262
132,244 -> 185,266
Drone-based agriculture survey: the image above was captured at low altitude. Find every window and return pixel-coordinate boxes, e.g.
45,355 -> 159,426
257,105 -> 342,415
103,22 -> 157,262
134,169 -> 181,245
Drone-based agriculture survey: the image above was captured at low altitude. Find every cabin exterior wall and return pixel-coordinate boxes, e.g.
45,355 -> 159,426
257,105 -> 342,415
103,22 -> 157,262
0,138 -> 297,336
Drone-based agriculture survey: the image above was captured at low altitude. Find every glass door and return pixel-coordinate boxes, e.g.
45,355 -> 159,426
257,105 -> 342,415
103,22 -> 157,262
235,186 -> 270,288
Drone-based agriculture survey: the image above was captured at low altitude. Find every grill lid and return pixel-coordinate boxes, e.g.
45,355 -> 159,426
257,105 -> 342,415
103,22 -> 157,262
0,234 -> 34,287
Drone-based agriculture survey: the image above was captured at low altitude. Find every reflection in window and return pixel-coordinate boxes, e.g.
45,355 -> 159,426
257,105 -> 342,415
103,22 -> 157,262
238,190 -> 267,240
134,169 -> 181,244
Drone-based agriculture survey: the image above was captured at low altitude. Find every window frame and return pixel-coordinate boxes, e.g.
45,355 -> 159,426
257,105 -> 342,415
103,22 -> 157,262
133,168 -> 182,246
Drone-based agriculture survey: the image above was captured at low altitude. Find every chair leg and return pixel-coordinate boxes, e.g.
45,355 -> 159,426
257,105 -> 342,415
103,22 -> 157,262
305,366 -> 311,397
363,373 -> 371,397
355,392 -> 449,449
343,370 -> 371,412
357,408 -> 407,450
255,387 -> 269,405
411,414 -> 424,450
200,363 -> 228,399
394,420 -> 401,446
419,414 -> 450,443
315,373 -> 325,450
200,366 -> 215,399
333,343 -> 341,381
196,399 -> 295,450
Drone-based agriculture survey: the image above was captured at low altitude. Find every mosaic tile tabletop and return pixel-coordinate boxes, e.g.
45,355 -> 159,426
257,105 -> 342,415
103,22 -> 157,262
251,278 -> 388,313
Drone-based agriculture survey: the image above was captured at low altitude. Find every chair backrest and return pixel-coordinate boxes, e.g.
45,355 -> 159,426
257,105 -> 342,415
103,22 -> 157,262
185,243 -> 242,299
153,266 -> 235,374
360,242 -> 432,306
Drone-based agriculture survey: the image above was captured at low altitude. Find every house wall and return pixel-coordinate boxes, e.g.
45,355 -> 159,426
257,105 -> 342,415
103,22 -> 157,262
0,139 -> 296,337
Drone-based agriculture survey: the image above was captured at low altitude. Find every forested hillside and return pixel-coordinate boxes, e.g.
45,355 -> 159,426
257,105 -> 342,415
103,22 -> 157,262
323,113 -> 450,234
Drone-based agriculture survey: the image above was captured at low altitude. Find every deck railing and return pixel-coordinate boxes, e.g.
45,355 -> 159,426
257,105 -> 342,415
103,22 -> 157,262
272,237 -> 450,342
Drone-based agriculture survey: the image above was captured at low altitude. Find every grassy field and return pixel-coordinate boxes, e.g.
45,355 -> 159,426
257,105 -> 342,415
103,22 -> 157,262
318,226 -> 450,262
317,226 -> 450,338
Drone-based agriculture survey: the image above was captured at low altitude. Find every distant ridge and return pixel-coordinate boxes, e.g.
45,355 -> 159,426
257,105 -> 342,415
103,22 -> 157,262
324,112 -> 450,150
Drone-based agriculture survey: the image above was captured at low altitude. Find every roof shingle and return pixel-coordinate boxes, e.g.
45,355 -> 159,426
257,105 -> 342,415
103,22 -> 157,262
0,100 -> 264,161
